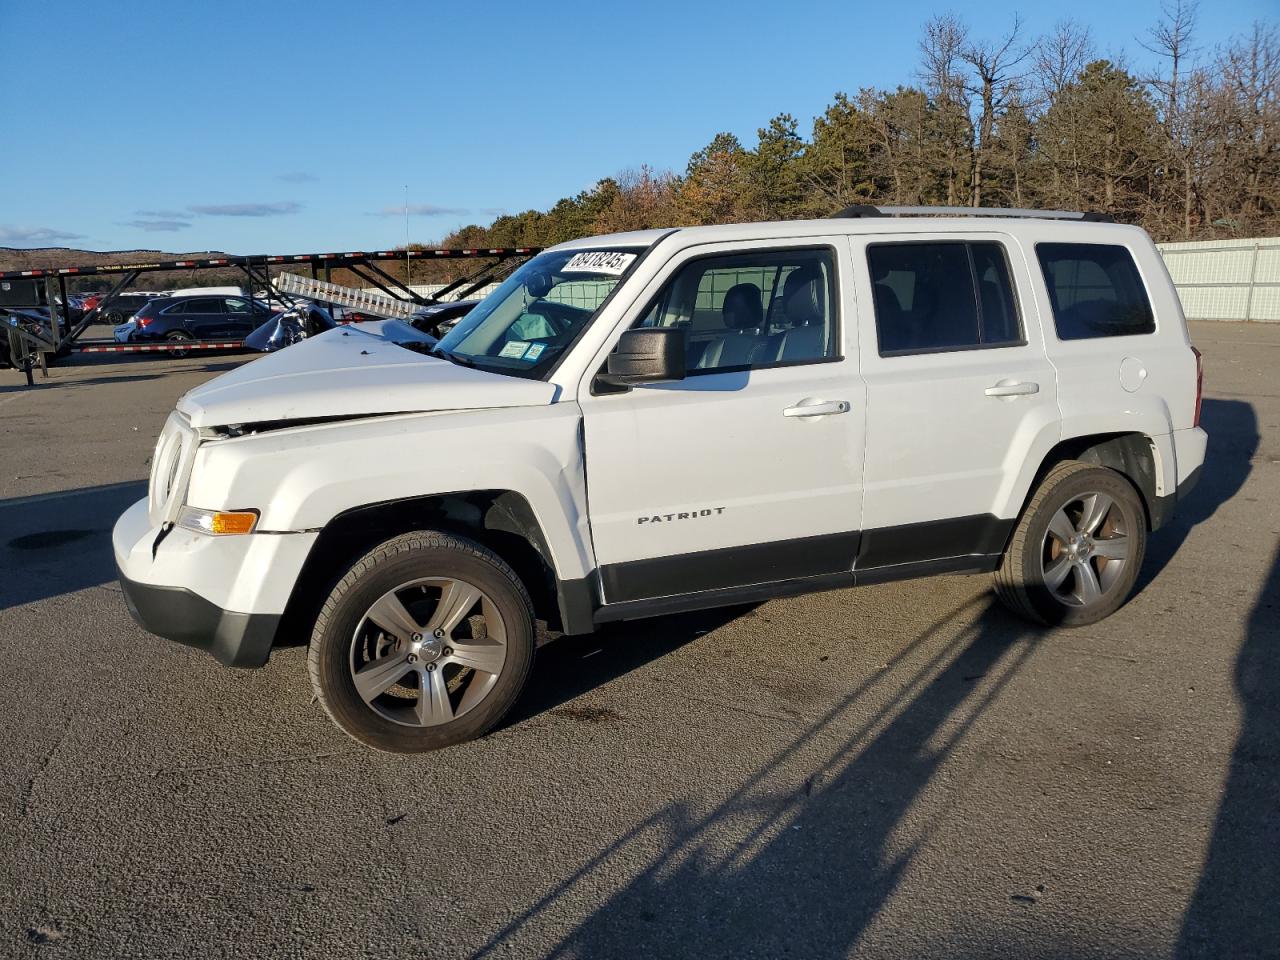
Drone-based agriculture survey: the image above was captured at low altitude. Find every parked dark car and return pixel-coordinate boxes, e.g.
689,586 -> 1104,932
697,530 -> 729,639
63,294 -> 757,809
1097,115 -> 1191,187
98,293 -> 161,325
2,309 -> 49,368
116,295 -> 276,355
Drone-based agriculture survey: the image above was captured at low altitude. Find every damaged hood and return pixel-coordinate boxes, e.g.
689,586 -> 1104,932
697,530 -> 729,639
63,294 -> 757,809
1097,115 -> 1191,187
176,320 -> 557,428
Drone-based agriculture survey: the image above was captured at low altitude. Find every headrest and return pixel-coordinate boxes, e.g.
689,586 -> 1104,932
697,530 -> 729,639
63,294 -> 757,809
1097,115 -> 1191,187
722,283 -> 764,330
783,266 -> 823,326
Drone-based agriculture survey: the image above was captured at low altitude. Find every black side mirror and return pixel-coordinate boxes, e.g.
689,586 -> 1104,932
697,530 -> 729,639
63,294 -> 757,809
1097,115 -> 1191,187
597,327 -> 687,387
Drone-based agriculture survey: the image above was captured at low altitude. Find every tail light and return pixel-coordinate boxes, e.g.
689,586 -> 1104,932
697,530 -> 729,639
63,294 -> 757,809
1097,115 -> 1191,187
1191,345 -> 1203,427
136,315 -> 152,329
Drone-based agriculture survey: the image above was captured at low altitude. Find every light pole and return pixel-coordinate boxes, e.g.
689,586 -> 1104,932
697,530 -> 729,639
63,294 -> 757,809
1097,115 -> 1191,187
404,184 -> 412,289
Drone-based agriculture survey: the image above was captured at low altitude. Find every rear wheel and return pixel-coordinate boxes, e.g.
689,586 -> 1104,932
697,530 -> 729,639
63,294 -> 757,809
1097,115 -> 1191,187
994,461 -> 1147,627
307,530 -> 535,752
166,330 -> 194,357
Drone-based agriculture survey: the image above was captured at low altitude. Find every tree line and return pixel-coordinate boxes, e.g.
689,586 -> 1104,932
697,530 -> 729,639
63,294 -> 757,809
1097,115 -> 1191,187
417,3 -> 1276,282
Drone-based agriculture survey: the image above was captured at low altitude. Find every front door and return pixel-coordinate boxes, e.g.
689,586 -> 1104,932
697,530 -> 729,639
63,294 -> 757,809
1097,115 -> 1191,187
578,239 -> 867,606
223,297 -> 259,337
180,297 -> 226,338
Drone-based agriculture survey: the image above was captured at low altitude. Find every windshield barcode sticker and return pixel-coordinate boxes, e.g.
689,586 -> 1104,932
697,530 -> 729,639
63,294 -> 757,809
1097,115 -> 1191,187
561,251 -> 636,276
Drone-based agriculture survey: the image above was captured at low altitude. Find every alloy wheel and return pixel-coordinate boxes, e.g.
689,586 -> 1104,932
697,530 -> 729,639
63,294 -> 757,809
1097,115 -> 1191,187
349,577 -> 508,727
1041,492 -> 1131,608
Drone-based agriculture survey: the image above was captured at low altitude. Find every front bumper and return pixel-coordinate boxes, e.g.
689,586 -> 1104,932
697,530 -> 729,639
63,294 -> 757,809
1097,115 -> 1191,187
113,497 -> 318,668
117,574 -> 280,668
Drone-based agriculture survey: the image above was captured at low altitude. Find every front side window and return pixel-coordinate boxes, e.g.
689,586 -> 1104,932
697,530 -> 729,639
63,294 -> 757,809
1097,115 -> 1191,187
869,241 -> 1023,355
225,297 -> 251,314
436,248 -> 642,376
1036,243 -> 1155,340
638,248 -> 837,373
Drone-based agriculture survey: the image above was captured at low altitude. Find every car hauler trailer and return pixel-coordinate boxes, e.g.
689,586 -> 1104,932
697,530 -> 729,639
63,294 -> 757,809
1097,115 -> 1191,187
0,246 -> 539,381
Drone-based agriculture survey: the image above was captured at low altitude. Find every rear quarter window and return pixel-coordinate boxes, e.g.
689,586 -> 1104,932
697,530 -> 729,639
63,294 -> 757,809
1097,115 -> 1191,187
1036,243 -> 1155,340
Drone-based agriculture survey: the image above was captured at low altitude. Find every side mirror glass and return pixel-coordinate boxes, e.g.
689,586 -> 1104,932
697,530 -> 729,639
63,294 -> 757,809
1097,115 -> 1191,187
598,327 -> 686,387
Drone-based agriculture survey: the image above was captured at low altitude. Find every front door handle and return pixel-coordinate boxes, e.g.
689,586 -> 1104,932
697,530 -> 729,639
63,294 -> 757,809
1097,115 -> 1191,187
783,399 -> 850,418
984,379 -> 1039,397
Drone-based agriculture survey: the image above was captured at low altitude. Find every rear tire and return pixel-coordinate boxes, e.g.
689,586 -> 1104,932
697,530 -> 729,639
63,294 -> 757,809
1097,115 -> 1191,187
307,530 -> 535,753
166,330 -> 194,357
994,461 -> 1147,627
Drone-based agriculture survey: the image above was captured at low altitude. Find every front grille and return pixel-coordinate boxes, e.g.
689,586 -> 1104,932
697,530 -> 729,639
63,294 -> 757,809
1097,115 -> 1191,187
148,412 -> 196,526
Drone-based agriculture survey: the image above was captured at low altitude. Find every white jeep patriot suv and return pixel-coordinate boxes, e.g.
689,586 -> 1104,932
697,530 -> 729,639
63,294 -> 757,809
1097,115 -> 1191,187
114,207 -> 1207,752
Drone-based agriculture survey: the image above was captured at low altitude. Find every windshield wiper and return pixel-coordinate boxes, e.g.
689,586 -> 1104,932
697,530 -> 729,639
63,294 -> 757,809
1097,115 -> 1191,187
429,343 -> 477,368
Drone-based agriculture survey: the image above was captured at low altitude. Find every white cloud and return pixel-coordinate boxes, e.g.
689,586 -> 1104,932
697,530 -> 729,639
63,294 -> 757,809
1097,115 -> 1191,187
372,203 -> 468,217
0,224 -> 86,246
122,219 -> 191,232
188,201 -> 302,217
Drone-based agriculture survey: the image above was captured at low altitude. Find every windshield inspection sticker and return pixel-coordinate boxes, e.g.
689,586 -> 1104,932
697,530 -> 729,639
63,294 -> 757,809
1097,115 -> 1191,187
561,251 -> 636,276
523,342 -> 547,361
499,340 -> 532,359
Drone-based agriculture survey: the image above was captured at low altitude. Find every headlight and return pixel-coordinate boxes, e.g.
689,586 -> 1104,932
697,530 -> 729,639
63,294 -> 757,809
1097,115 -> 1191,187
177,506 -> 259,536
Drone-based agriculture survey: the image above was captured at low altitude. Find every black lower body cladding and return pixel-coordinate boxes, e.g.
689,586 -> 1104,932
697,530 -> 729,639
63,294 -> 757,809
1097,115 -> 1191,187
117,571 -> 279,668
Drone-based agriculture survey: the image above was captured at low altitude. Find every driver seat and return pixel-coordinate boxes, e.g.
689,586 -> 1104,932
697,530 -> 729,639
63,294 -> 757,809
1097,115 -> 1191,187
696,283 -> 768,370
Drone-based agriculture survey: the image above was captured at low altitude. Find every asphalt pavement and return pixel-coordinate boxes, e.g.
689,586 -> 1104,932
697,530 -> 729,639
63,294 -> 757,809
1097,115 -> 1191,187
0,322 -> 1276,959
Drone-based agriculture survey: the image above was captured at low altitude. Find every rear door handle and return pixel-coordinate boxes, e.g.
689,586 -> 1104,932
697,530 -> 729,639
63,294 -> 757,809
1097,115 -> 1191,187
984,380 -> 1039,397
783,399 -> 850,418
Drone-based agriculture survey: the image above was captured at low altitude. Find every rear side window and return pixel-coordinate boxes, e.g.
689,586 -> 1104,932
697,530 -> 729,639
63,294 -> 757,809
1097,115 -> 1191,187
1036,243 -> 1155,340
868,241 -> 1023,355
181,298 -> 224,314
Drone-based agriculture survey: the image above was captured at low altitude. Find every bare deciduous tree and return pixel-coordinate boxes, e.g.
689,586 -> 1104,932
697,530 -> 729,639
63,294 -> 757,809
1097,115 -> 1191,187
962,14 -> 1031,207
920,14 -> 973,205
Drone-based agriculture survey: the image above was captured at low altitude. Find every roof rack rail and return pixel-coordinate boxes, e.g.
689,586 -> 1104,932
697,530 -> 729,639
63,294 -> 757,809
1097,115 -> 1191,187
830,204 -> 1114,223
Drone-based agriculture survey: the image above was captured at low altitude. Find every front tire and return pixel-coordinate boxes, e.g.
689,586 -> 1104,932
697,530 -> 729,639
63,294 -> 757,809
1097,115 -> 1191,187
994,461 -> 1147,627
307,530 -> 535,752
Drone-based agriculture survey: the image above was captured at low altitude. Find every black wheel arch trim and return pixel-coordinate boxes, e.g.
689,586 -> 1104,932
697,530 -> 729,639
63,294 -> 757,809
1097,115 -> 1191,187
1034,432 -> 1166,531
277,489 -> 591,645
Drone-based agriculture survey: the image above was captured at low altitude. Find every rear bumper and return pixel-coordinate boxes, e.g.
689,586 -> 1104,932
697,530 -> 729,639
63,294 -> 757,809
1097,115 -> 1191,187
117,574 -> 279,668
1151,462 -> 1203,530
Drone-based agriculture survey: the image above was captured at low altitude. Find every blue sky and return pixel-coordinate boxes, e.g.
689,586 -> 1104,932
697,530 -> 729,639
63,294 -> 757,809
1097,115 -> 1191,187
1,0 -> 1273,254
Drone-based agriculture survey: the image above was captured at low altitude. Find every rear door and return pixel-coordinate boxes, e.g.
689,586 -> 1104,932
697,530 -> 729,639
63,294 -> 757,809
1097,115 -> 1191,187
852,232 -> 1059,575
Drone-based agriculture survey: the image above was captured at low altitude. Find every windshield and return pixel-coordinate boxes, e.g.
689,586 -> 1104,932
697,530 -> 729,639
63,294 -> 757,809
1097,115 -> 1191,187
435,248 -> 642,376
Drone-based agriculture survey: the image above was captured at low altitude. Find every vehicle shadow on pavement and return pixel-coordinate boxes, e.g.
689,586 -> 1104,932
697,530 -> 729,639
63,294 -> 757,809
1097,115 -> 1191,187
478,597 -> 1039,959
1137,398 -> 1259,596
0,371 -> 165,394
1176,543 -> 1280,958
0,480 -> 146,611
506,606 -> 754,726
